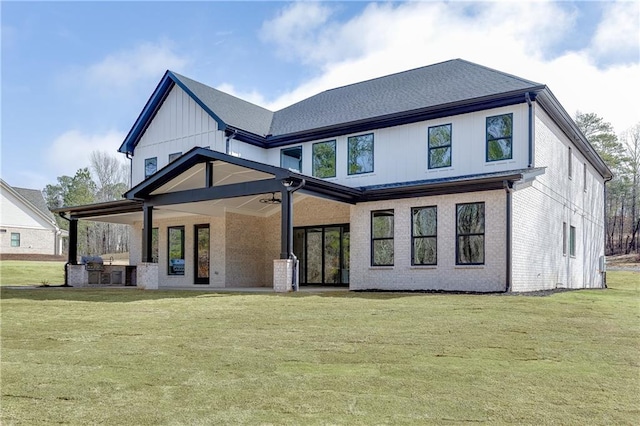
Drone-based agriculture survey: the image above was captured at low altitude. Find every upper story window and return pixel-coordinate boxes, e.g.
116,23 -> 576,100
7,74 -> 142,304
11,232 -> 20,247
412,206 -> 437,265
145,157 -> 157,178
428,124 -> 452,169
486,114 -> 513,162
371,209 -> 394,266
568,146 -> 573,179
456,202 -> 485,265
281,146 -> 302,173
169,152 -> 182,163
312,140 -> 336,178
348,133 -> 374,175
583,163 -> 587,192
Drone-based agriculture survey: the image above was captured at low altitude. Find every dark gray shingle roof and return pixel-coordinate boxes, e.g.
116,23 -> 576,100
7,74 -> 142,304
269,59 -> 542,135
171,72 -> 274,137
12,187 -> 55,221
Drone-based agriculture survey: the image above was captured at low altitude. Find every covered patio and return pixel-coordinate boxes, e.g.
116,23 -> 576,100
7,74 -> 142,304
54,148 -> 360,291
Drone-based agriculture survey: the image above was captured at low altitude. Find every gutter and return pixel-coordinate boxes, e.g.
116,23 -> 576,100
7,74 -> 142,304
126,152 -> 133,188
504,180 -> 514,292
225,129 -> 238,155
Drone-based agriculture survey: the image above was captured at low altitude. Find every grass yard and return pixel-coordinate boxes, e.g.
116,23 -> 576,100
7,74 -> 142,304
0,261 -> 65,286
1,272 -> 638,425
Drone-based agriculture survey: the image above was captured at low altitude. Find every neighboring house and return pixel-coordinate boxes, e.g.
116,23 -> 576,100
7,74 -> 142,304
0,179 -> 65,256
55,59 -> 612,292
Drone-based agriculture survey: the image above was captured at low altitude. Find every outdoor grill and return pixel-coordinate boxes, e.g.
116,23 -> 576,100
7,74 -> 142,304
81,256 -> 104,271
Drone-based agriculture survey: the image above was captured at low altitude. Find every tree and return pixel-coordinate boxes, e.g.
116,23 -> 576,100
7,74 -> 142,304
575,111 -> 625,170
621,124 -> 640,253
43,151 -> 131,257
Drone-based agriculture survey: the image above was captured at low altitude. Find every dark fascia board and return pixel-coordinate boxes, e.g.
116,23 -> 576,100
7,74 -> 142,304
535,89 -> 613,180
118,71 -> 228,155
52,199 -> 143,219
125,147 -> 292,200
360,171 -> 536,202
232,87 -> 546,149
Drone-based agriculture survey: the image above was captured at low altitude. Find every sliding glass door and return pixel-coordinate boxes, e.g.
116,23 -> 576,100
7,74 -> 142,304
293,224 -> 349,285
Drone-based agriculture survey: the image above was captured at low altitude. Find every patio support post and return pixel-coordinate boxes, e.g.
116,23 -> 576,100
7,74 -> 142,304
68,218 -> 78,265
142,204 -> 154,263
280,189 -> 292,259
205,162 -> 214,187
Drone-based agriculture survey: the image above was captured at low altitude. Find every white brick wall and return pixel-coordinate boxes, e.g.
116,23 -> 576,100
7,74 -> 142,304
350,190 -> 507,292
511,106 -> 605,291
0,227 -> 59,255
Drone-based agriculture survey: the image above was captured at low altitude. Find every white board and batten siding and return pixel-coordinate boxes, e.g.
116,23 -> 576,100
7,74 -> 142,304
511,104 -> 605,291
267,104 -> 530,188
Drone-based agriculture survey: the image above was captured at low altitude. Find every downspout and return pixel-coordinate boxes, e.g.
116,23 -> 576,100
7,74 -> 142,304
126,152 -> 133,188
525,92 -> 534,168
226,130 -> 237,155
285,178 -> 306,291
58,212 -> 72,287
504,181 -> 514,292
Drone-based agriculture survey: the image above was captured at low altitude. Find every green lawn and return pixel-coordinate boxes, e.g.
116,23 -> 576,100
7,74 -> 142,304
1,272 -> 638,425
0,261 -> 65,286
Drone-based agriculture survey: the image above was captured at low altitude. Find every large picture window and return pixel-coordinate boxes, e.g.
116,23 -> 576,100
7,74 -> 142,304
10,233 -> 20,247
348,133 -> 374,175
486,114 -> 513,162
371,210 -> 394,266
456,202 -> 485,265
168,226 -> 185,275
281,146 -> 302,172
412,206 -> 437,265
312,140 -> 336,178
428,124 -> 452,169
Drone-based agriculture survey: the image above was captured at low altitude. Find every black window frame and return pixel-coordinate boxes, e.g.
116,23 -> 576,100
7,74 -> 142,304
486,113 -> 513,162
371,209 -> 394,266
456,202 -> 485,265
411,206 -> 437,266
167,226 -> 185,275
428,124 -> 452,169
280,146 -> 302,173
10,232 -> 20,247
145,157 -> 157,178
348,133 -> 374,175
312,140 -> 337,178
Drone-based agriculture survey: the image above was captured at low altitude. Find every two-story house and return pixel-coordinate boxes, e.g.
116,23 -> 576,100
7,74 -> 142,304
56,59 -> 612,292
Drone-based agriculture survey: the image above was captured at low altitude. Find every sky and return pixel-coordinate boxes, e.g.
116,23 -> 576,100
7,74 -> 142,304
1,0 -> 639,190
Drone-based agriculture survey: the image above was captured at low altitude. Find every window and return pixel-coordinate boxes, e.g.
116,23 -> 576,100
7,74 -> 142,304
568,146 -> 572,178
168,226 -> 185,275
486,114 -> 513,162
563,222 -> 567,256
348,133 -> 374,175
151,228 -> 159,263
371,210 -> 394,266
10,233 -> 20,247
456,202 -> 485,265
412,206 -> 437,265
569,226 -> 576,257
145,157 -> 157,178
168,152 -> 182,163
583,163 -> 587,192
428,124 -> 452,169
281,146 -> 302,172
312,140 -> 336,178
